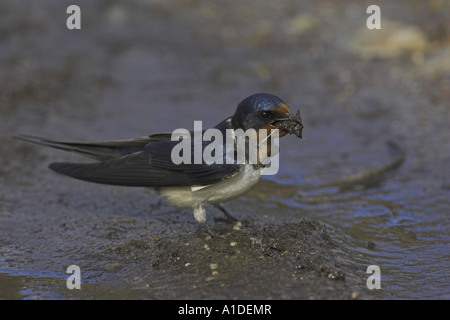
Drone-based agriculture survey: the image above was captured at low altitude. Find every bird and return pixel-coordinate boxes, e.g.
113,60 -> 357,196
14,93 -> 303,235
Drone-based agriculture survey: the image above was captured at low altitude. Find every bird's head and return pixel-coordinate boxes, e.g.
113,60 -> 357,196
231,93 -> 302,138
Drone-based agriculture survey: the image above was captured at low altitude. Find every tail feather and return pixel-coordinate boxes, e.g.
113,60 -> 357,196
13,134 -> 159,161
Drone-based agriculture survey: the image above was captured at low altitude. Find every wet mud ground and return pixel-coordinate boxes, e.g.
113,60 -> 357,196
1,0 -> 449,299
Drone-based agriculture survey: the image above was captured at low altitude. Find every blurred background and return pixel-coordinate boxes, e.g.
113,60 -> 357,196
0,0 -> 449,299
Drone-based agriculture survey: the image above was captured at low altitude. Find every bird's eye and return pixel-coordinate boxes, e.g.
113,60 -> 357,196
259,110 -> 271,119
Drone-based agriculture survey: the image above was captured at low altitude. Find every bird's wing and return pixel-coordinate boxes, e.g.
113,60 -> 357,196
48,139 -> 242,187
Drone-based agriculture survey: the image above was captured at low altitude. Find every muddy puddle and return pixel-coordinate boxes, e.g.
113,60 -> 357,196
1,0 -> 449,299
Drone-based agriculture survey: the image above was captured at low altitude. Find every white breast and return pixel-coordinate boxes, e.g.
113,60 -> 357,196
158,165 -> 262,208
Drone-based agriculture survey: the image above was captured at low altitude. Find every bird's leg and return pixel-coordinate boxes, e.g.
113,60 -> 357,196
194,203 -> 216,237
215,204 -> 239,223
201,221 -> 216,237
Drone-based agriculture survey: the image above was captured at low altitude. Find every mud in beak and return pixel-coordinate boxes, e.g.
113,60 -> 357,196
271,110 -> 303,139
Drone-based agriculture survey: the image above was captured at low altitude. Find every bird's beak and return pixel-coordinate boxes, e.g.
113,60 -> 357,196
271,110 -> 303,139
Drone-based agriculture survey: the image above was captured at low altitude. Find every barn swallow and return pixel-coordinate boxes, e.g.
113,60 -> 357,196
14,93 -> 303,235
